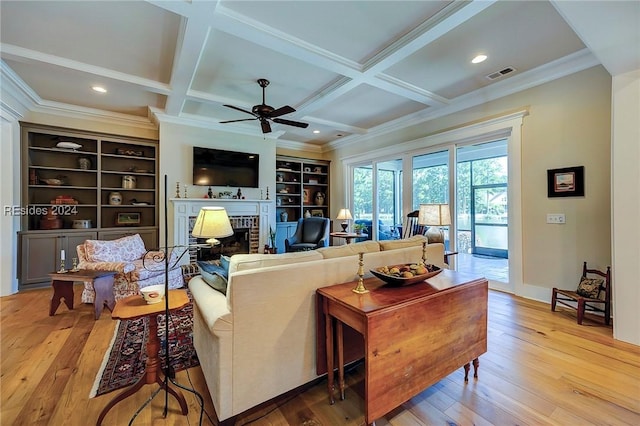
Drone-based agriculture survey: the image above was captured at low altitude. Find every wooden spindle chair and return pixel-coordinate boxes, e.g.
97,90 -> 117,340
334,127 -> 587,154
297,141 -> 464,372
551,262 -> 611,325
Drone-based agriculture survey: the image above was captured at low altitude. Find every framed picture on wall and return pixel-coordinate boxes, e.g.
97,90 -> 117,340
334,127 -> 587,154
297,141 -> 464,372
547,166 -> 584,197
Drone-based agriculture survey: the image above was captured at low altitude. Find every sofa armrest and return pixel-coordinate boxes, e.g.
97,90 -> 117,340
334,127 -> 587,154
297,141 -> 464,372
77,260 -> 135,274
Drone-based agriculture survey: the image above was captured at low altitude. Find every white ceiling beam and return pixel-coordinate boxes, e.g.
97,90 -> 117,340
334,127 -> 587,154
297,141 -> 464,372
0,44 -> 171,95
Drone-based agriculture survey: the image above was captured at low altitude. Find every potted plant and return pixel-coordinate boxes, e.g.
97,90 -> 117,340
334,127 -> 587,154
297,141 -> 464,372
266,226 -> 277,254
353,223 -> 367,235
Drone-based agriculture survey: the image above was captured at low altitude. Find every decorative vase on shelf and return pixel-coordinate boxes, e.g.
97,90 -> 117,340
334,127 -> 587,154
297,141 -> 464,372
314,191 -> 325,206
108,191 -> 122,205
280,211 -> 288,222
304,210 -> 311,218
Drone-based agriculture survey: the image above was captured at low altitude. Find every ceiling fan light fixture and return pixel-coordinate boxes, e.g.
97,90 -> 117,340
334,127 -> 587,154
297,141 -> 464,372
91,85 -> 107,93
471,54 -> 487,64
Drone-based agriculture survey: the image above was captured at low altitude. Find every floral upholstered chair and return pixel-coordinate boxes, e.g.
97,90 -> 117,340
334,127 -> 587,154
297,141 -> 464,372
76,233 -> 183,303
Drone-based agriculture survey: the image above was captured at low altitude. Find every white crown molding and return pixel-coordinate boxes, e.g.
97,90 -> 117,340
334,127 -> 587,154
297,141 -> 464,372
327,49 -> 599,152
1,62 -> 36,119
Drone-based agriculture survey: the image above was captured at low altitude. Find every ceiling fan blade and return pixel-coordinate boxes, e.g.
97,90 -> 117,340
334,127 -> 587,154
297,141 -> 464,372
269,105 -> 295,118
260,119 -> 272,134
219,118 -> 257,124
273,118 -> 309,129
223,104 -> 256,117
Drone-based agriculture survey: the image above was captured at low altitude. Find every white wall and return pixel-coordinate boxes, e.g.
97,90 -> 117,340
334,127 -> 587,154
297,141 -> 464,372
0,119 -> 20,296
158,121 -> 277,248
611,69 -> 640,345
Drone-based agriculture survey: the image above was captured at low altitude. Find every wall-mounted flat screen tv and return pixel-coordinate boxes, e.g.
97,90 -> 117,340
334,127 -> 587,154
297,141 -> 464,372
193,147 -> 260,188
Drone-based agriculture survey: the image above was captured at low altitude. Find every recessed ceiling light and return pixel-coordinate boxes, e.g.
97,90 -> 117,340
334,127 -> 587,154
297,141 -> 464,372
91,86 -> 107,93
471,55 -> 487,64
313,130 -> 320,134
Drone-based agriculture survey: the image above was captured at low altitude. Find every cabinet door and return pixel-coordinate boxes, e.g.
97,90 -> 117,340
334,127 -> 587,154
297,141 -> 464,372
275,222 -> 297,253
18,231 -> 96,288
19,234 -> 59,286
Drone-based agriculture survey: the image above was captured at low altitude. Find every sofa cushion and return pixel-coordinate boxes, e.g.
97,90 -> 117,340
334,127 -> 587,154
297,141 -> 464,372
317,240 -> 380,259
84,234 -> 146,262
379,235 -> 427,251
228,251 -> 323,274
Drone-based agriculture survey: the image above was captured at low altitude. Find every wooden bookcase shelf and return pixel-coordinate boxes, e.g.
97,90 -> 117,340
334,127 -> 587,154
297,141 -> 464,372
274,155 -> 330,252
18,123 -> 159,289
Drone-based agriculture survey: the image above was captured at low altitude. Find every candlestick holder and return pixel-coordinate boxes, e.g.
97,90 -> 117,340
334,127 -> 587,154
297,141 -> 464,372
71,257 -> 80,272
183,184 -> 188,198
352,252 -> 369,294
266,186 -> 270,200
175,182 -> 181,198
421,241 -> 428,265
58,259 -> 67,273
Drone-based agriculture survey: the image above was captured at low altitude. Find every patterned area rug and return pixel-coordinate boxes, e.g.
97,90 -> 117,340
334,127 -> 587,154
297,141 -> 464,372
90,297 -> 199,398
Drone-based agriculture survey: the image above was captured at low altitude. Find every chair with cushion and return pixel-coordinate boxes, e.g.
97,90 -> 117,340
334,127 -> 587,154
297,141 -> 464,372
285,217 -> 331,252
77,233 -> 184,303
551,261 -> 612,325
402,210 -> 425,239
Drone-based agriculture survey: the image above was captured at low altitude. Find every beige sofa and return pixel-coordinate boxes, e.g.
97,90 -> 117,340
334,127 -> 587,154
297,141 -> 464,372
188,236 -> 445,423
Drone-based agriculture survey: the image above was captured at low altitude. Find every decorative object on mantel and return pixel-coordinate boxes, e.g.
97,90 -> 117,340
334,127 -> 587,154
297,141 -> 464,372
184,184 -> 188,198
237,188 -> 242,199
266,186 -> 270,200
352,252 -> 369,294
208,187 -> 213,198
419,203 -> 451,244
260,189 -> 264,200
175,182 -> 181,198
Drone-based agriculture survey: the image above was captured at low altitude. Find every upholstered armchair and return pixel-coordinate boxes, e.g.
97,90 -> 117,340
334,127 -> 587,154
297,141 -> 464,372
285,217 -> 331,252
76,233 -> 183,303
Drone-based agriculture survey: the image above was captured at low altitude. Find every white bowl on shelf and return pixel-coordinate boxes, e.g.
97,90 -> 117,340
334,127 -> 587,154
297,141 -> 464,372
140,284 -> 165,304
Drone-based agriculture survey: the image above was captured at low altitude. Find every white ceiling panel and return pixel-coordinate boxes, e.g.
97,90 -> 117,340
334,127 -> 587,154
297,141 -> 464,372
191,30 -> 341,109
0,0 -> 180,83
312,83 -> 426,129
5,59 -> 166,116
385,1 -> 586,99
220,0 -> 452,63
1,0 -> 634,150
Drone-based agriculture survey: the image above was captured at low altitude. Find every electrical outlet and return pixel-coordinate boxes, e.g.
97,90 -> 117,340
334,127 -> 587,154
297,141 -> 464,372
546,214 -> 566,224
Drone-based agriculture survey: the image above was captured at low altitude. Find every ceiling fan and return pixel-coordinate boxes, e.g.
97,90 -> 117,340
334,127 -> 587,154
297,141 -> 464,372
220,79 -> 309,134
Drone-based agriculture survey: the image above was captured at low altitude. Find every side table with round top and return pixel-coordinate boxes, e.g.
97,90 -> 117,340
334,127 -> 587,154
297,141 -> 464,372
96,289 -> 190,425
48,270 -> 117,320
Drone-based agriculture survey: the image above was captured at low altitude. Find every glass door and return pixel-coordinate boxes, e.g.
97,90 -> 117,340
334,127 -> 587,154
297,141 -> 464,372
472,184 -> 508,258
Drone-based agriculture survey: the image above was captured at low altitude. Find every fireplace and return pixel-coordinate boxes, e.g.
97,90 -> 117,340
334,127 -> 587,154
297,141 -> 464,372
171,198 -> 275,265
189,215 -> 260,263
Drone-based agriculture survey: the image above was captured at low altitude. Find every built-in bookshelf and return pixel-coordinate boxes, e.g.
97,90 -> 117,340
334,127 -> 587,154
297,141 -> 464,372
18,123 -> 158,289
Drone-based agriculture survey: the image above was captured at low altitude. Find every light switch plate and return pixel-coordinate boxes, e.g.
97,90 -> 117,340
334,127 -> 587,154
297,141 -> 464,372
546,214 -> 566,224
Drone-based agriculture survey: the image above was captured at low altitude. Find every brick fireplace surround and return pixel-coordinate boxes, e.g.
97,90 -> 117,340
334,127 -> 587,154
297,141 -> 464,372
171,198 -> 275,265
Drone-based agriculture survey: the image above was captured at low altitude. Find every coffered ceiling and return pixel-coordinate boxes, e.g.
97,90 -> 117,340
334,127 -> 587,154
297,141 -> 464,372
1,1 -> 638,151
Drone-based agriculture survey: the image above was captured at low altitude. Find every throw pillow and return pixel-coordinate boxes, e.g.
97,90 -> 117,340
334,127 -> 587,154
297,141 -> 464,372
197,260 -> 228,280
84,234 -> 146,262
220,255 -> 231,275
576,277 -> 604,299
200,269 -> 228,295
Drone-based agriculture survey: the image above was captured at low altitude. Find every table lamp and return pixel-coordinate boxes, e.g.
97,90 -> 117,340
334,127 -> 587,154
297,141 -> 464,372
191,206 -> 234,245
418,203 -> 451,244
336,208 -> 353,232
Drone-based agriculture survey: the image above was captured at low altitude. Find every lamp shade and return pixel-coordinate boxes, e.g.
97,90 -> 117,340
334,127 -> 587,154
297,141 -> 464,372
336,208 -> 353,220
191,206 -> 234,244
418,204 -> 451,226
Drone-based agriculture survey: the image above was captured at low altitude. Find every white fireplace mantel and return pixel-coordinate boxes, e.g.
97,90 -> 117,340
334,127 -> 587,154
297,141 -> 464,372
171,198 -> 275,264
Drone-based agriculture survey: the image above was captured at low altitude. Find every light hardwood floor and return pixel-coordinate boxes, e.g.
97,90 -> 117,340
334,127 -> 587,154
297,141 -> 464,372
1,285 -> 639,425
